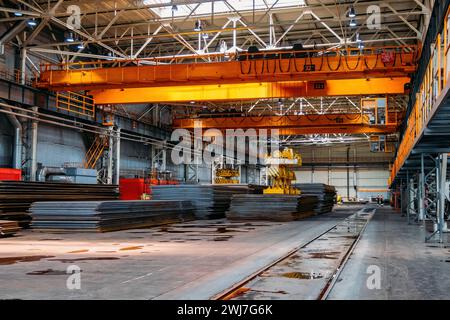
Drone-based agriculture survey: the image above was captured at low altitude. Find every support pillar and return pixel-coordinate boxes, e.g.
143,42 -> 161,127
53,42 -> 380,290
418,153 -> 425,221
30,106 -> 38,181
107,128 -> 114,184
424,153 -> 447,243
113,128 -> 121,185
407,175 -> 418,224
20,48 -> 27,85
437,153 -> 447,243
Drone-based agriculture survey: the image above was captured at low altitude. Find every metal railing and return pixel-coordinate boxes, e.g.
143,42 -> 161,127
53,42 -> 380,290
0,68 -> 33,86
56,91 -> 95,118
389,7 -> 450,185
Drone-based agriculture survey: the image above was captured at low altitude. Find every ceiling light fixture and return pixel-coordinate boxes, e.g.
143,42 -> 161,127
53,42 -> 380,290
27,18 -> 37,27
349,19 -> 357,27
14,4 -> 23,16
348,6 -> 356,18
65,31 -> 75,42
194,20 -> 202,32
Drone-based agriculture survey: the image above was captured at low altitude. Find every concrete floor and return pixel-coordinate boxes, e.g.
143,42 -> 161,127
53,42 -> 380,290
328,207 -> 450,300
0,211 -> 350,300
1,205 -> 448,300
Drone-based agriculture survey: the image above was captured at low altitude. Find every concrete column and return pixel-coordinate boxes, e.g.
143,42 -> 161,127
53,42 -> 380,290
239,165 -> 242,184
107,129 -> 114,184
20,48 -> 27,85
161,148 -> 166,171
30,107 -> 38,181
114,128 -> 121,185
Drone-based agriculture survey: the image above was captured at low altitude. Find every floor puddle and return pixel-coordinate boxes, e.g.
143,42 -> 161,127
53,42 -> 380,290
67,249 -> 89,254
282,271 -> 323,279
48,257 -> 119,263
0,255 -> 54,265
27,269 -> 72,275
119,246 -> 143,251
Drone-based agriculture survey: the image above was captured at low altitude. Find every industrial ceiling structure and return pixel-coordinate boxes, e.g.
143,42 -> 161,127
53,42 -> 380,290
0,0 -> 431,146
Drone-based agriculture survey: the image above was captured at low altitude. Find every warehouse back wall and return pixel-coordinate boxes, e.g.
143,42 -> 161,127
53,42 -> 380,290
294,167 -> 389,201
294,143 -> 393,200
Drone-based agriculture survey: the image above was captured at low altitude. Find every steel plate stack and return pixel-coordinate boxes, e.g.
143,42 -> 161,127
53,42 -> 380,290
293,183 -> 336,214
151,184 -> 251,219
226,194 -> 318,221
0,220 -> 20,237
30,200 -> 195,232
0,181 -> 119,227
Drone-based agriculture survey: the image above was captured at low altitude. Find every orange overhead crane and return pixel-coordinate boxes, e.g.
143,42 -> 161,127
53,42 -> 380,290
89,78 -> 410,104
35,46 -> 417,104
173,113 -> 402,135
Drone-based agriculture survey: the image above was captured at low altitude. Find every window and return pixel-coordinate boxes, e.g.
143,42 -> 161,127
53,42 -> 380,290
143,0 -> 306,19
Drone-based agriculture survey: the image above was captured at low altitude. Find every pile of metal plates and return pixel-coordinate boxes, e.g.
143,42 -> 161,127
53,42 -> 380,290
226,194 -> 318,221
151,184 -> 251,219
30,200 -> 195,232
0,181 -> 119,227
293,183 -> 336,214
0,220 -> 20,237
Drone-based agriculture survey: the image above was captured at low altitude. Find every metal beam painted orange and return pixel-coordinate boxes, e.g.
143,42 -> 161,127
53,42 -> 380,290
173,113 -> 371,129
181,126 -> 397,136
90,78 -> 410,104
36,49 -> 416,92
276,126 -> 398,135
173,113 -> 399,135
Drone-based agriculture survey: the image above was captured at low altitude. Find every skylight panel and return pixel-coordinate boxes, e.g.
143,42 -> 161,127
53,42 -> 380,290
143,0 -> 306,19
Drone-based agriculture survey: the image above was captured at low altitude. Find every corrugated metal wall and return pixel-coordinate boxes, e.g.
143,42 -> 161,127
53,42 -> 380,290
36,124 -> 86,167
0,114 -> 13,167
293,143 -> 392,200
120,140 -> 151,174
295,143 -> 393,164
0,34 -> 16,73
240,166 -> 260,184
294,167 -> 389,200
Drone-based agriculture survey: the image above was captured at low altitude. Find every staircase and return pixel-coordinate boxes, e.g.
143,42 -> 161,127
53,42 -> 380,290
83,135 -> 108,169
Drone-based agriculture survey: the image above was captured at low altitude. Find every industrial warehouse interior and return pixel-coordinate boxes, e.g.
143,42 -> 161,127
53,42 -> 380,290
0,0 -> 449,306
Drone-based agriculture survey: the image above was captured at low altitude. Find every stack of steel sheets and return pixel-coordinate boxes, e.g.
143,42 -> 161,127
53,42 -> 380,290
0,220 -> 20,237
0,181 -> 119,227
293,183 -> 336,214
151,184 -> 251,219
30,200 -> 195,232
226,194 -> 318,221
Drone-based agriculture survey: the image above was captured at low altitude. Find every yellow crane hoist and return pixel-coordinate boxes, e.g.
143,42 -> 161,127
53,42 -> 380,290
263,148 -> 302,195
215,168 -> 240,184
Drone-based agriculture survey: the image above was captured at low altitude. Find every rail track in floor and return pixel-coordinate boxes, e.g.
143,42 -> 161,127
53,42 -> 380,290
213,206 -> 375,300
